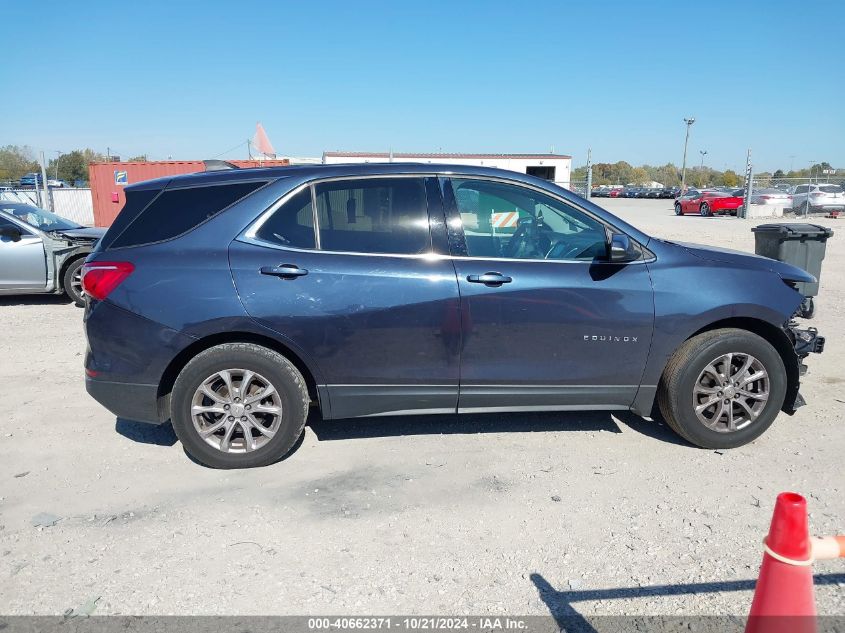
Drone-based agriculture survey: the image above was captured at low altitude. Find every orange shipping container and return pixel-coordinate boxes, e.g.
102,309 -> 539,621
88,159 -> 290,226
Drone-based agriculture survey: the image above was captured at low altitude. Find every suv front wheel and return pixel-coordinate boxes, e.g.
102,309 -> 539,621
657,328 -> 786,449
171,343 -> 310,468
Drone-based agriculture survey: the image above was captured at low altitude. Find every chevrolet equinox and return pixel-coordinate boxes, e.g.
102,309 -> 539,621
82,164 -> 825,468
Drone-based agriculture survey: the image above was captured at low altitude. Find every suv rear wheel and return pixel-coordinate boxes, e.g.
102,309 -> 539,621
657,328 -> 786,449
171,343 -> 309,468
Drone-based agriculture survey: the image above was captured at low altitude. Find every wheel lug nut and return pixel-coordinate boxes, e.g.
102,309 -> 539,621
228,416 -> 234,421
234,397 -> 240,403
240,416 -> 247,421
224,404 -> 230,410
245,405 -> 251,410
724,400 -> 730,404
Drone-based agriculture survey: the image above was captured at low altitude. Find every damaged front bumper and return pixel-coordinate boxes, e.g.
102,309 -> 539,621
782,323 -> 825,413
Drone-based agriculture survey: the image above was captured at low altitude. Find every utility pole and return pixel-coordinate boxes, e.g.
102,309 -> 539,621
741,149 -> 753,219
247,139 -> 252,159
680,117 -> 695,195
585,148 -> 593,201
39,150 -> 51,211
54,151 -> 61,180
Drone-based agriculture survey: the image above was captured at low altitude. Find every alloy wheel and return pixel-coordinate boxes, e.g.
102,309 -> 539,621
692,353 -> 769,432
71,267 -> 83,299
190,369 -> 283,453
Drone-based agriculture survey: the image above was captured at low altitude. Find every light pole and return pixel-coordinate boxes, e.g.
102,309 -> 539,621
680,117 -> 695,194
54,151 -> 62,180
699,150 -> 708,187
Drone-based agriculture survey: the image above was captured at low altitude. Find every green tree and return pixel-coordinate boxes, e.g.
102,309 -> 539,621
721,170 -> 740,187
772,169 -> 785,179
630,167 -> 649,184
0,145 -> 39,183
48,148 -> 106,186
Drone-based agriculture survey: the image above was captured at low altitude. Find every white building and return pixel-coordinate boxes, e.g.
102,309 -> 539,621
322,152 -> 572,189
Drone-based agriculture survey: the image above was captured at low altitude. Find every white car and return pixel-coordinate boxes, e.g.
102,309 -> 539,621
791,183 -> 845,214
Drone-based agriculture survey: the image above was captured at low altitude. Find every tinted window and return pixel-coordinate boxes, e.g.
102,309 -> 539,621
100,188 -> 160,250
794,185 -> 808,194
255,187 -> 316,248
111,181 -> 266,248
451,179 -> 608,261
314,178 -> 430,254
819,185 -> 843,194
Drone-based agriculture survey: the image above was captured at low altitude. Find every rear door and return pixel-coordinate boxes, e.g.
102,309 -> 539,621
0,214 -> 47,290
230,176 -> 462,419
443,177 -> 654,412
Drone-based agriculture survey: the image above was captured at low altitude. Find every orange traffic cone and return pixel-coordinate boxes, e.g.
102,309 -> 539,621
746,492 -> 816,633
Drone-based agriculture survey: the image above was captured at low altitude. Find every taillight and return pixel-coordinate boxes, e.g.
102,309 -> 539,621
81,261 -> 134,301
810,191 -> 825,197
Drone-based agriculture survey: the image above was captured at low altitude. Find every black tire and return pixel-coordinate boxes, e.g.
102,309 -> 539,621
62,257 -> 86,307
657,328 -> 786,449
699,202 -> 711,217
674,203 -> 683,216
171,343 -> 310,468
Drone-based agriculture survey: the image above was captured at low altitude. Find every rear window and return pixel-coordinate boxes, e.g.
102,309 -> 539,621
98,189 -> 160,250
819,186 -> 843,194
314,178 -> 430,255
110,181 -> 266,248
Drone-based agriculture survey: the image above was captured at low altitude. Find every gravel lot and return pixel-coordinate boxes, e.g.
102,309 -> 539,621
1,198 -> 843,618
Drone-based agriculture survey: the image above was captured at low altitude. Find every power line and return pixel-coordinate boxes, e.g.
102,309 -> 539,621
210,140 -> 248,159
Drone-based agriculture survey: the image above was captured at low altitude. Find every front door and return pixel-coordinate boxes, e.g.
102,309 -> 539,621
0,216 -> 46,290
230,176 -> 462,419
443,177 -> 655,412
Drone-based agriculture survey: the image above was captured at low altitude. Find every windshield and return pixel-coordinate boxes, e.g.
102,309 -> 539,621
0,203 -> 81,232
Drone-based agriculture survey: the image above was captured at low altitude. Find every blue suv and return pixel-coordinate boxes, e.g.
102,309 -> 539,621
82,163 -> 824,468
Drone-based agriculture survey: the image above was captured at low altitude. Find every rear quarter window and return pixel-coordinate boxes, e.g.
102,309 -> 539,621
109,181 -> 267,248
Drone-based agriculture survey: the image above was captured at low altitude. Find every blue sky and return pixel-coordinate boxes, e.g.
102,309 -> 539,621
2,0 -> 842,171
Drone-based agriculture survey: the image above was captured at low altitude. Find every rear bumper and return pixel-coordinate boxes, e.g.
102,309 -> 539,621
86,377 -> 164,424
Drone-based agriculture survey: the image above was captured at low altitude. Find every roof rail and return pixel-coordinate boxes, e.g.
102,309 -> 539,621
203,160 -> 240,172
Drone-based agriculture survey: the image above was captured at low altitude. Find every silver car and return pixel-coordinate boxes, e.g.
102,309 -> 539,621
791,183 -> 845,214
0,203 -> 105,306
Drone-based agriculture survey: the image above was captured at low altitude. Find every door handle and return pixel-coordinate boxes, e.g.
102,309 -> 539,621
260,264 -> 308,279
467,272 -> 512,286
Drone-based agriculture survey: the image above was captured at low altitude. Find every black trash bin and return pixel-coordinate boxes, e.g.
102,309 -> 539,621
752,223 -> 834,316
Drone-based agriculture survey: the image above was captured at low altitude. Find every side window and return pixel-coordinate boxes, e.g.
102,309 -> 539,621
0,216 -> 30,239
111,181 -> 267,248
794,185 -> 808,194
451,179 -> 608,261
255,187 -> 316,249
314,178 -> 430,255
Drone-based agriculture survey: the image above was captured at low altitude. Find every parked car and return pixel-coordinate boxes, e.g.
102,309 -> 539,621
80,163 -> 824,468
738,188 -> 793,206
18,173 -> 43,188
674,190 -> 744,216
0,202 -> 105,305
608,187 -> 625,198
645,188 -> 663,198
47,179 -> 69,188
660,187 -> 680,199
790,183 -> 845,214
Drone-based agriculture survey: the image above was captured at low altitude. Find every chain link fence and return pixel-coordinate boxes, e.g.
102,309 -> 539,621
0,188 -> 94,225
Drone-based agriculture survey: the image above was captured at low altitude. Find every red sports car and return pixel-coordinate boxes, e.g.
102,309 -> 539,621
674,190 -> 744,216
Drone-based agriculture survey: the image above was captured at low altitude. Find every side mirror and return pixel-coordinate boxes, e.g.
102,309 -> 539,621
0,226 -> 22,242
609,233 -> 640,263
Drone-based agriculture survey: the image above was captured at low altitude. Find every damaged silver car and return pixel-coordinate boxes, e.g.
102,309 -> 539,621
0,202 -> 105,306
